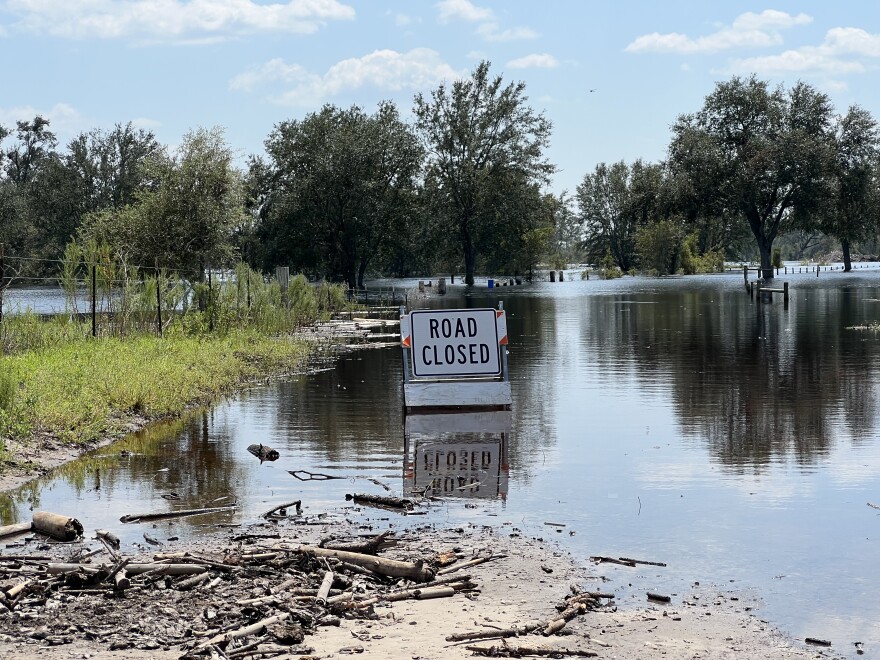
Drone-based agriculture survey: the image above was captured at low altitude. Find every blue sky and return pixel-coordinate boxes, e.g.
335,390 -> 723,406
2,1 -> 880,195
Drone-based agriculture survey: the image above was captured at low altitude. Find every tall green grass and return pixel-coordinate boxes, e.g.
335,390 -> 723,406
0,256 -> 354,460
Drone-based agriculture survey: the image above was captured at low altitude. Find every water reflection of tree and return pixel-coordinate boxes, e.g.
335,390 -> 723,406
582,286 -> 879,469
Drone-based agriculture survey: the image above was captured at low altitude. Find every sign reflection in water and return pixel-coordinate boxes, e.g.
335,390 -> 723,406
403,411 -> 509,499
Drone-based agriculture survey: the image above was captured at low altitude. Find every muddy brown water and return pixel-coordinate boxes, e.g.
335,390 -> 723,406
4,271 -> 880,657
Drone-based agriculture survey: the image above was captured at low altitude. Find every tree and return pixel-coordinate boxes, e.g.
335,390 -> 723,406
255,102 -> 422,288
67,122 -> 161,212
413,61 -> 554,285
669,75 -> 835,279
822,106 -> 880,271
80,127 -> 244,273
576,160 -> 664,271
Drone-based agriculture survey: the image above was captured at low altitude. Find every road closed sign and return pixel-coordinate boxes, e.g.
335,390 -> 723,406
408,308 -> 503,378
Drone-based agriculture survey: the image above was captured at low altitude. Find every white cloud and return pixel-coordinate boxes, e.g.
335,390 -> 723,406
231,48 -> 462,106
435,0 -> 492,24
507,53 -> 558,69
729,26 -> 880,77
477,22 -> 538,42
393,12 -> 418,28
626,9 -> 812,54
1,0 -> 355,41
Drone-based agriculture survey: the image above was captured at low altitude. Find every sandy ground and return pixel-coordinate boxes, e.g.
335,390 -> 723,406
0,522 -> 845,660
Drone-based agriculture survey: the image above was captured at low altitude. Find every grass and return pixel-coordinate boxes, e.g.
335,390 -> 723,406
0,330 -> 317,453
0,264 -> 354,462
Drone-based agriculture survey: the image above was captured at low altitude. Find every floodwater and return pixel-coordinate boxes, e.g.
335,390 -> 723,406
3,270 -> 880,656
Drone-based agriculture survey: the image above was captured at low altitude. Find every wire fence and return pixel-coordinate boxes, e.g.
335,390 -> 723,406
0,248 -> 355,352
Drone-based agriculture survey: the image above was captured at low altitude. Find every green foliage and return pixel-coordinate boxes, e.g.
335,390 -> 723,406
680,232 -> 725,274
598,252 -> 623,279
414,61 -> 554,285
772,248 -> 783,269
635,220 -> 683,276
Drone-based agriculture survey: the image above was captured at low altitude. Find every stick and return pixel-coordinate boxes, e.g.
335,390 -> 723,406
0,522 -> 33,540
345,493 -> 412,510
198,613 -> 291,650
48,563 -> 207,576
262,500 -> 302,519
436,554 -> 505,576
120,505 -> 237,523
589,556 -> 636,567
316,570 -> 334,603
620,557 -> 667,567
447,622 -> 544,642
466,643 -> 597,658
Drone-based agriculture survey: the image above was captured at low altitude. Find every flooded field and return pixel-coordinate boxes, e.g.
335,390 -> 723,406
3,270 -> 880,656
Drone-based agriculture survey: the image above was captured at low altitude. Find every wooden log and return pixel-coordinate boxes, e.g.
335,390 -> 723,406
0,521 -> 33,540
95,529 -> 120,550
316,570 -> 334,603
33,511 -> 83,541
275,543 -> 434,582
543,602 -> 586,636
386,585 -> 454,601
647,592 -> 671,603
320,531 -> 391,555
447,621 -> 544,642
114,570 -> 130,592
466,644 -> 597,658
345,493 -> 412,510
119,505 -> 236,523
198,612 -> 291,650
176,572 -> 211,591
247,443 -> 279,462
48,563 -> 207,576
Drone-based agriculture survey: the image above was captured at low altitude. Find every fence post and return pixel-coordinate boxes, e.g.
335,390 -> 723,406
208,269 -> 214,332
0,243 -> 4,326
91,263 -> 97,338
155,259 -> 162,338
816,265 -> 820,278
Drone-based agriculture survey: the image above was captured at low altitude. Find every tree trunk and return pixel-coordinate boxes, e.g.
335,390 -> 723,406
842,239 -> 852,272
464,246 -> 476,286
357,259 -> 368,289
758,238 -> 774,280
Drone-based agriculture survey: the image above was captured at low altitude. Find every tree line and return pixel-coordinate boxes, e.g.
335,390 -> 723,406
2,66 -> 879,286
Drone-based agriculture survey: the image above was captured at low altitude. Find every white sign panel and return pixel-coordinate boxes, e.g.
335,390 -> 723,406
409,308 -> 501,378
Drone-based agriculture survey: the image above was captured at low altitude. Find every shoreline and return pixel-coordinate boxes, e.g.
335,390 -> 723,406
0,519 -> 840,659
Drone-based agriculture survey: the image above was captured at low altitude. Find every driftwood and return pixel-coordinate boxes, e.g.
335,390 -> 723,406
198,612 -> 291,650
345,492 -> 413,510
316,570 -> 334,603
0,521 -> 33,540
647,592 -> 671,603
48,563 -> 208,576
620,557 -> 667,567
247,443 -> 279,462
32,511 -> 84,541
320,531 -> 392,555
589,556 -> 636,567
95,529 -> 121,550
543,602 -> 587,635
176,572 -> 211,591
466,643 -> 598,658
275,543 -> 434,582
805,638 -> 832,647
119,505 -> 237,523
447,622 -> 544,643
262,500 -> 302,518
437,554 -> 505,576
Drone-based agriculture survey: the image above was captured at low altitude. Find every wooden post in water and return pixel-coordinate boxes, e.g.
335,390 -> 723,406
91,263 -> 97,338
743,265 -> 748,290
754,280 -> 762,303
783,281 -> 789,302
816,264 -> 820,278
559,270 -> 564,282
549,270 -> 556,282
438,277 -> 447,294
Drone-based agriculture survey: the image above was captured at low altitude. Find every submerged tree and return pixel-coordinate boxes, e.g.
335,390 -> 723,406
414,61 -> 554,285
669,76 -> 835,279
822,106 -> 880,271
255,102 -> 422,288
